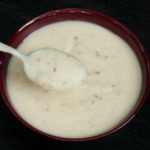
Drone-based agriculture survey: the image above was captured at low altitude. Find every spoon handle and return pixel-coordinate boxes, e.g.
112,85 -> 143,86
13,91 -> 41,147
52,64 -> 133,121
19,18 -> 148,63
0,42 -> 26,62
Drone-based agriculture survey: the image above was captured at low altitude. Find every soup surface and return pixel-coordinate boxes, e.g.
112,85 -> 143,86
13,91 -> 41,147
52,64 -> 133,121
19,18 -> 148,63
6,21 -> 142,138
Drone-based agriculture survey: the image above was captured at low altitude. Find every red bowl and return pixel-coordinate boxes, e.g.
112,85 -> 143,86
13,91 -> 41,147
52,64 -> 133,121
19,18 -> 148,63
0,8 -> 149,142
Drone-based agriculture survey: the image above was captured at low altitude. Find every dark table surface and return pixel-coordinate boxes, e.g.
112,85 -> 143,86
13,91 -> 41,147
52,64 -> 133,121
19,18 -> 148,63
0,0 -> 150,150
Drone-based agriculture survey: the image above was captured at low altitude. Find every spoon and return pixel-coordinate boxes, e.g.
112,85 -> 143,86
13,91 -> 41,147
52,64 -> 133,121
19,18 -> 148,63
0,42 -> 87,90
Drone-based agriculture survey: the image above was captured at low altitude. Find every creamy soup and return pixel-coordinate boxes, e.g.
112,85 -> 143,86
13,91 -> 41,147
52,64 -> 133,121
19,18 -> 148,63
6,21 -> 142,138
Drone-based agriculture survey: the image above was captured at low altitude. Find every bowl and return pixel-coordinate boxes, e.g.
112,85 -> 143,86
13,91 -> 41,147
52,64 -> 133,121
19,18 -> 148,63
0,8 -> 149,142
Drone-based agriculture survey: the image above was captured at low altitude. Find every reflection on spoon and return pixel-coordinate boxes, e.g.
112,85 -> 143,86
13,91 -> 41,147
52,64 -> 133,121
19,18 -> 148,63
0,42 -> 87,90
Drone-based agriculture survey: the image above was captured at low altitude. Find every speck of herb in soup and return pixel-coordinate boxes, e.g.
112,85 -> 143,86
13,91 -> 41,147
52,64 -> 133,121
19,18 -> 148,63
91,100 -> 95,104
53,67 -> 56,72
95,51 -> 100,56
74,36 -> 78,40
67,54 -> 71,57
44,89 -> 49,92
104,56 -> 108,59
94,95 -> 98,98
94,95 -> 102,100
45,108 -> 49,111
95,71 -> 100,74
37,58 -> 41,62
63,81 -> 67,84
91,123 -> 95,127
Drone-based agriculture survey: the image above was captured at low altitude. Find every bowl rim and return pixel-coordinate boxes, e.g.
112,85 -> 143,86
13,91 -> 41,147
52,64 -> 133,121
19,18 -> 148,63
0,8 -> 150,142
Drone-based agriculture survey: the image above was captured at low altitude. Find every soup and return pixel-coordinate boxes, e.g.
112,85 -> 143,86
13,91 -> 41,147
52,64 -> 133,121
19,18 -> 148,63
6,21 -> 142,138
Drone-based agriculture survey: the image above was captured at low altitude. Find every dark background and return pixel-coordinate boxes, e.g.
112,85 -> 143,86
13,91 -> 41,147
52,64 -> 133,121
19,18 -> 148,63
0,0 -> 150,150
